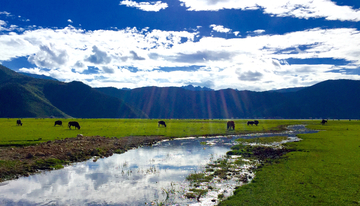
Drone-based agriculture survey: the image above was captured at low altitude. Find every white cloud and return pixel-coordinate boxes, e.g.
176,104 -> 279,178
178,0 -> 360,21
253,29 -> 265,34
85,46 -> 111,64
210,24 -> 231,33
68,19 -> 73,23
0,11 -> 11,16
120,0 -> 168,12
1,25 -> 360,91
28,44 -> 69,69
0,20 -> 6,27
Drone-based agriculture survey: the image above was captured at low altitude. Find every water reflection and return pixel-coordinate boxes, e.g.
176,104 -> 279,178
0,138 -> 231,205
0,125 -> 316,205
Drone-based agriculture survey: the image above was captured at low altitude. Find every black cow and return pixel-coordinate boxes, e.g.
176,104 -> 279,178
68,121 -> 80,129
247,121 -> 254,126
158,121 -> 166,127
54,120 -> 62,126
227,121 -> 235,130
16,119 -> 22,126
254,120 -> 259,126
321,119 -> 328,125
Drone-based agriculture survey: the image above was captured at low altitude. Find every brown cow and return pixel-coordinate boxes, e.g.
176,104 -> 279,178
227,121 -> 235,130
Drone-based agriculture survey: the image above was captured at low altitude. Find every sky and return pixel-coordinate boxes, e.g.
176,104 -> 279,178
1,0 -> 360,91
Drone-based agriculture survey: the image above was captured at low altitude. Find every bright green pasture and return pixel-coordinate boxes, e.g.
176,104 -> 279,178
0,118 -> 314,146
220,120 -> 360,205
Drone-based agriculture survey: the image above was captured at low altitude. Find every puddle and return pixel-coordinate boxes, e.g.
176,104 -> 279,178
0,125 -> 316,205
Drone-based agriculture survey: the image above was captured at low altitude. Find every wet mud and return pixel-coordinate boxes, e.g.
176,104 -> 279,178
0,135 -> 169,182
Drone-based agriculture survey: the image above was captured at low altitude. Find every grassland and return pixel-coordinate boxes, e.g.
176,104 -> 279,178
0,118 -> 309,182
2,118 -> 359,205
219,120 -> 360,205
0,118 -> 311,146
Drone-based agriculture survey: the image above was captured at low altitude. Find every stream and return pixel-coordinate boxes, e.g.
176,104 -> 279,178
0,125 -> 316,206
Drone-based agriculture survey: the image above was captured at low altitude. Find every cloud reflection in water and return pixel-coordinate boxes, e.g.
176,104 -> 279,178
0,137 -> 231,205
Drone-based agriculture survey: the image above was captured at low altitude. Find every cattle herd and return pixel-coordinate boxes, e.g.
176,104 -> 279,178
16,119 -> 81,130
14,118 -> 330,130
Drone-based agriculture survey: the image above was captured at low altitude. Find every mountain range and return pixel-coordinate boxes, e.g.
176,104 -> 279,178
1,64 -> 359,119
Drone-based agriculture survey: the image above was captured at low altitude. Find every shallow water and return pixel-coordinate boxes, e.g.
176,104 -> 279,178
0,125 -> 316,206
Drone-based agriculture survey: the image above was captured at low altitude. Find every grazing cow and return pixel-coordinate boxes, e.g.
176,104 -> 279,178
16,119 -> 22,126
247,121 -> 254,126
68,121 -> 80,129
158,121 -> 166,127
54,120 -> 62,126
254,120 -> 259,126
321,119 -> 328,125
227,121 -> 235,130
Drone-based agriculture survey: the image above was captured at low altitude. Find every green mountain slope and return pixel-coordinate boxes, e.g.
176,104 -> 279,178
97,79 -> 360,119
43,81 -> 147,118
96,87 -> 293,119
0,65 -> 145,118
2,64 -> 360,119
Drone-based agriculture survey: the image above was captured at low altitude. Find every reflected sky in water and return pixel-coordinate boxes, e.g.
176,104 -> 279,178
0,125 -> 316,205
0,137 -> 232,205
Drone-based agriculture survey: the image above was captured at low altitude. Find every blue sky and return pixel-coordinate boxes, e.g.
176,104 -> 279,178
1,0 -> 360,91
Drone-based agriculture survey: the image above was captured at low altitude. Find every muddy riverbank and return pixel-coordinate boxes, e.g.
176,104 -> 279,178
0,125 -> 288,183
0,135 -> 170,182
0,125 -> 318,205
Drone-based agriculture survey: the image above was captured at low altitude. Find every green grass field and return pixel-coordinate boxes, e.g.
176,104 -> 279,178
0,118 -> 312,146
1,118 -> 359,205
220,120 -> 360,205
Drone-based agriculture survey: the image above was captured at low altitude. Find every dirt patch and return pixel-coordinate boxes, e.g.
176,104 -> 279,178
0,135 -> 169,182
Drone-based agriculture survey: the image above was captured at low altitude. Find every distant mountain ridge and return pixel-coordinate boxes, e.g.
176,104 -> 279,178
181,85 -> 213,91
0,65 -> 145,118
19,72 -> 59,81
96,79 -> 360,119
1,64 -> 360,119
269,87 -> 305,93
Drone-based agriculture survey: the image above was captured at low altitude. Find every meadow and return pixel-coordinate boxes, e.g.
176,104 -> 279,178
2,118 -> 358,205
219,120 -> 360,205
0,118 -> 312,146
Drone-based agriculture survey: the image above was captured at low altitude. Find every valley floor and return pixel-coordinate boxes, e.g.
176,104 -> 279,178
219,121 -> 360,205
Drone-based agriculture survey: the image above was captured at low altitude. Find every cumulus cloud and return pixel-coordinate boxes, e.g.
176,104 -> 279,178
0,20 -> 21,32
178,0 -> 360,21
237,70 -> 264,81
0,20 -> 6,30
1,24 -> 360,91
120,0 -> 168,12
85,46 -> 111,64
102,66 -> 115,74
0,11 -> 11,16
68,19 -> 73,23
171,50 -> 234,63
253,29 -> 265,34
130,51 -> 145,60
28,44 -> 69,69
210,24 -> 232,33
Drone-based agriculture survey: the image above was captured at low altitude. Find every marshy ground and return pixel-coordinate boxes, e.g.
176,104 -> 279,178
2,119 -> 358,205
0,135 -> 168,181
0,118 -> 294,182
